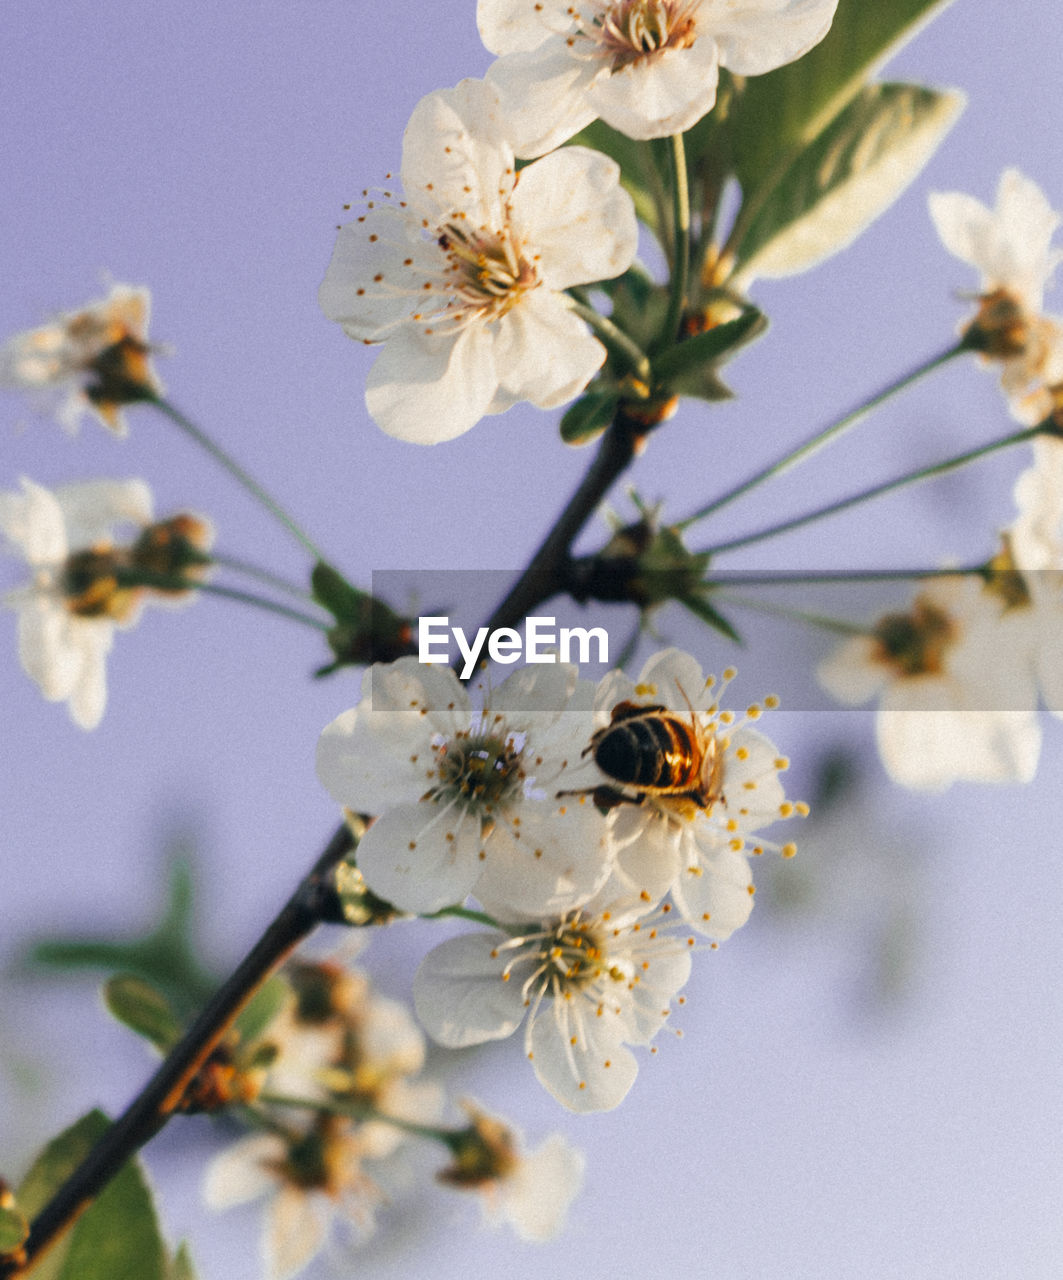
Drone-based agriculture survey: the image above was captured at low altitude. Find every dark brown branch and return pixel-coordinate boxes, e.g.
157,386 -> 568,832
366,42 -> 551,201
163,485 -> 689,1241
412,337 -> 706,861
6,409 -> 651,1277
2,824 -> 354,1278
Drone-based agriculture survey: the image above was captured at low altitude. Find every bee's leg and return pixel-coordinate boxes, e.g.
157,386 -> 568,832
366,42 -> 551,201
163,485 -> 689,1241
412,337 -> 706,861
555,784 -> 635,811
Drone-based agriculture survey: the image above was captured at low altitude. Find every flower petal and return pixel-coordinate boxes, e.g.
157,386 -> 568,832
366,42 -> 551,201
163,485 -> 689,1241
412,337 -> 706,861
355,801 -> 484,913
413,931 -> 528,1046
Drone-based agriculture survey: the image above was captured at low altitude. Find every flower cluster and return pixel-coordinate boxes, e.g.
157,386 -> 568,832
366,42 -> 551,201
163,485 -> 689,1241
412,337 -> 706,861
203,956 -> 582,1277
0,477 -> 212,728
318,648 -> 800,1111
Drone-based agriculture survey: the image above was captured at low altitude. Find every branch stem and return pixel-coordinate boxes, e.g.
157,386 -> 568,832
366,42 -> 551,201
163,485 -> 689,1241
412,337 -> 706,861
699,427 -> 1040,558
149,396 -> 332,565
677,343 -> 965,528
2,825 -> 354,1279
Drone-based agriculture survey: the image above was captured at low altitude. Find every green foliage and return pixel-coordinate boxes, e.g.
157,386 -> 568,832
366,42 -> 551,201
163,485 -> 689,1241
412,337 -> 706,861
167,1243 -> 199,1280
729,0 -> 957,198
22,849 -> 216,1021
652,308 -> 767,390
679,593 -> 743,645
312,560 -> 416,674
310,560 -> 366,624
560,388 -> 621,445
17,1111 -> 167,1280
104,976 -> 182,1054
733,84 -> 963,282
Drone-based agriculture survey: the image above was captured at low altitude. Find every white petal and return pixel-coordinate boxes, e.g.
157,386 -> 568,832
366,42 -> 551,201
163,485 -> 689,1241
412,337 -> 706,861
875,701 -> 1042,791
472,798 -> 613,917
203,1134 -> 284,1208
266,1186 -> 328,1280
55,478 -> 153,546
710,0 -> 840,76
66,621 -> 114,730
401,80 -> 511,226
413,931 -> 528,1046
365,323 -> 498,443
491,291 -> 605,412
0,478 -> 67,564
316,705 -> 433,812
527,998 -> 637,1112
477,0 -> 556,54
318,211 -> 441,342
590,39 -> 721,141
511,147 -> 637,287
498,1135 -> 585,1241
355,801 -> 483,913
817,635 -> 890,705
15,599 -> 82,700
486,42 -> 598,158
672,832 -> 755,940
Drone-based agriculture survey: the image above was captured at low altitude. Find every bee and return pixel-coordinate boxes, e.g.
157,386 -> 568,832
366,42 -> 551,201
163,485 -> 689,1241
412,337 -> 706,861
561,695 -> 723,813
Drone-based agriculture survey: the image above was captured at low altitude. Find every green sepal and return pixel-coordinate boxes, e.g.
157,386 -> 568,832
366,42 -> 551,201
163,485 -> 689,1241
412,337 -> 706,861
733,83 -> 963,282
17,1111 -> 167,1280
680,593 -> 743,645
310,561 -> 365,623
560,387 -> 621,445
232,973 -> 289,1047
730,0 -> 957,199
312,562 -> 415,674
652,308 -> 766,391
104,975 -> 183,1054
0,1205 -> 29,1256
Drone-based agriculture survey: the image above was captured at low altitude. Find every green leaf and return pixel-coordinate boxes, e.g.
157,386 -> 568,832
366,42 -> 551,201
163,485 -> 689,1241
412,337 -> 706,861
651,308 -> 767,387
311,561 -> 366,623
104,975 -> 182,1053
681,594 -> 743,645
17,1112 -> 110,1221
168,1242 -> 199,1280
733,84 -> 963,283
0,1205 -> 29,1255
57,1164 -> 166,1280
23,847 -> 217,1019
17,1111 -> 168,1280
560,388 -> 621,445
232,973 -> 289,1046
731,0 -> 957,198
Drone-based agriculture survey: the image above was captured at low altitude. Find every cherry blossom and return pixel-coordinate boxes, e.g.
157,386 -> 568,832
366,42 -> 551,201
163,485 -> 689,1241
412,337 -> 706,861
413,894 -> 693,1112
817,574 -> 1041,790
479,0 -> 839,155
0,284 -> 161,435
318,77 -> 637,442
316,657 -> 614,917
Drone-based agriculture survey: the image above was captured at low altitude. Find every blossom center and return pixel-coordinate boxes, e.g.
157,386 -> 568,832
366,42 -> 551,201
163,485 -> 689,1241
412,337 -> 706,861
429,729 -> 525,811
873,598 -> 958,676
438,218 -> 538,323
588,0 -> 699,71
61,547 -> 143,622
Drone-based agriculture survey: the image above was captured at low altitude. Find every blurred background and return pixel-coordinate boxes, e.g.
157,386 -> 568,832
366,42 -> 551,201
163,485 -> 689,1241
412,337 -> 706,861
2,1 -> 1062,1276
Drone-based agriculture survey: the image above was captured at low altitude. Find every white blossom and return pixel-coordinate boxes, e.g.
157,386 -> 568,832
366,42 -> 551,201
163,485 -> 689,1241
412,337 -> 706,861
318,77 -> 637,443
203,1121 -> 383,1280
413,895 -> 693,1112
1009,437 -> 1063,716
564,647 -> 800,939
0,477 -> 154,728
929,170 -> 1063,420
438,1103 -> 585,1241
0,284 -> 161,435
479,0 -> 839,155
817,574 -> 1041,790
316,657 -> 614,917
